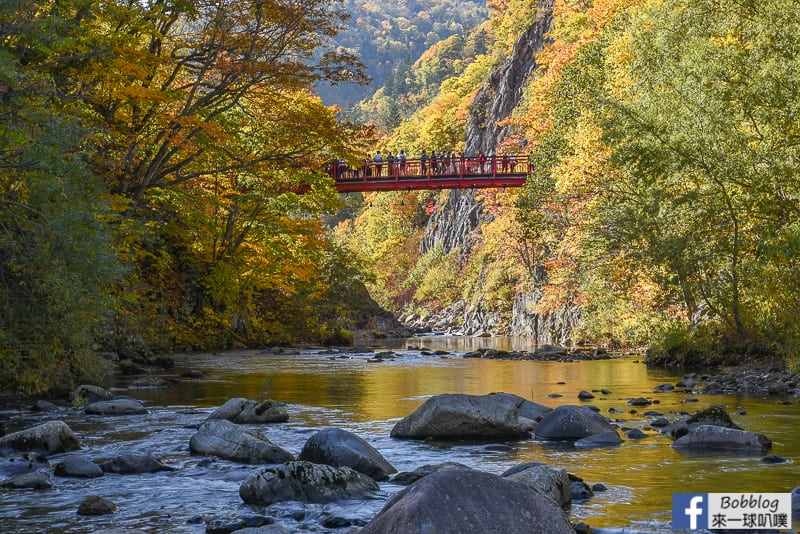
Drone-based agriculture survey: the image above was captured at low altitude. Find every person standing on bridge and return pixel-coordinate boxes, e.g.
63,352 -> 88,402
420,150 -> 428,175
373,151 -> 383,177
397,150 -> 407,175
386,151 -> 396,177
478,151 -> 486,173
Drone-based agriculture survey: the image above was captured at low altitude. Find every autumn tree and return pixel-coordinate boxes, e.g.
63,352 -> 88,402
2,0 -> 374,380
0,1 -> 121,392
592,0 -> 800,360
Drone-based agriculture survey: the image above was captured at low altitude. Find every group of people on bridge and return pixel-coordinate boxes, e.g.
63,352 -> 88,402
327,150 -> 525,181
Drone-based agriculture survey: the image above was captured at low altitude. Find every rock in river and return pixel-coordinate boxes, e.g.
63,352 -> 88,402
671,425 -> 772,453
501,462 -> 572,507
1,471 -> 53,489
99,453 -> 174,474
72,384 -> 114,405
77,495 -> 116,515
298,427 -> 395,481
190,420 -> 294,464
660,404 -> 742,438
390,392 -> 549,440
574,430 -> 622,449
239,461 -> 379,505
54,455 -> 104,478
0,452 -> 49,477
360,465 -> 573,534
534,405 -> 616,440
0,421 -> 81,455
208,397 -> 289,424
84,398 -> 148,416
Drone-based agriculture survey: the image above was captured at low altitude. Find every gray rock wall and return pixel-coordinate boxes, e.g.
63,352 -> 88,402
465,0 -> 555,156
416,0 -> 569,342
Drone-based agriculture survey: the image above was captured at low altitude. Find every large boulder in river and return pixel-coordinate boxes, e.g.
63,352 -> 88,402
72,384 -> 114,405
360,465 -> 573,534
84,398 -> 147,416
189,419 -> 294,464
661,405 -> 742,438
0,421 -> 81,455
534,405 -> 616,440
390,393 -> 548,440
239,461 -> 379,505
208,397 -> 289,424
501,463 -> 572,508
671,425 -> 772,453
298,428 -> 395,481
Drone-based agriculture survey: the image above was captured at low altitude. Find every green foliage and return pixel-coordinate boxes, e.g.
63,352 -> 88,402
510,0 -> 800,364
0,12 -> 121,391
405,246 -> 462,304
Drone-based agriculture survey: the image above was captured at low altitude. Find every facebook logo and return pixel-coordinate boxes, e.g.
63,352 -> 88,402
673,493 -> 708,529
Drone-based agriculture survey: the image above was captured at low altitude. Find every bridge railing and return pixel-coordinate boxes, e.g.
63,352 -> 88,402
326,155 -> 530,184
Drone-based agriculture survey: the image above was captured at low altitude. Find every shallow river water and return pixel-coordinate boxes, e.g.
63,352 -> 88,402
1,337 -> 799,533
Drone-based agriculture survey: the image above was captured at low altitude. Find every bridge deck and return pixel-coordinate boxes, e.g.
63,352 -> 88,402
329,155 -> 530,192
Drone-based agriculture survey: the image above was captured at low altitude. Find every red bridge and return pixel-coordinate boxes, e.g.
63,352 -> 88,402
328,155 -> 530,192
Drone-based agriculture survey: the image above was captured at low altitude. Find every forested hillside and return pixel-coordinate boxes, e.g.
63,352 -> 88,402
316,0 -> 488,110
336,0 -> 800,369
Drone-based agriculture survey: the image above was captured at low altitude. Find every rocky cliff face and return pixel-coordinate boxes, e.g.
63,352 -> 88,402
419,189 -> 481,260
414,0 -> 574,342
465,0 -> 554,157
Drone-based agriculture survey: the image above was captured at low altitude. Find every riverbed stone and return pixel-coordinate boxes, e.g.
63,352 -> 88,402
501,462 -> 571,507
32,400 -> 61,412
671,425 -> 772,452
99,453 -> 174,473
77,495 -> 116,515
0,420 -> 81,455
661,405 -> 742,438
208,397 -> 289,424
84,398 -> 148,415
534,405 -> 616,440
189,420 -> 294,464
791,486 -> 800,518
574,430 -> 622,448
54,455 -> 104,478
391,462 -> 470,485
534,344 -> 569,357
571,479 -> 594,501
1,471 -> 52,489
626,429 -> 648,440
239,461 -> 379,505
233,527 -> 291,534
0,452 -> 49,477
298,428 -> 395,481
360,466 -> 574,534
390,392 -> 546,440
128,377 -> 173,389
72,384 -> 114,405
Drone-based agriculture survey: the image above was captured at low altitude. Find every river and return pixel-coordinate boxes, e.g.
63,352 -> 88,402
1,337 -> 798,532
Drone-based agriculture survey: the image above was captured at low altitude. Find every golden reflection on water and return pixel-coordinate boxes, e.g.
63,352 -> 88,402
140,345 -> 800,530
